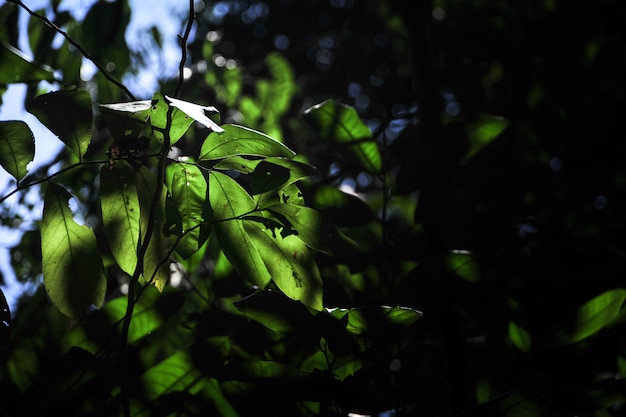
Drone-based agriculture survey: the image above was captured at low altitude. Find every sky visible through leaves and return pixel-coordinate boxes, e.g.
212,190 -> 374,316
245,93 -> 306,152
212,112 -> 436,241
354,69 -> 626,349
0,0 -> 188,311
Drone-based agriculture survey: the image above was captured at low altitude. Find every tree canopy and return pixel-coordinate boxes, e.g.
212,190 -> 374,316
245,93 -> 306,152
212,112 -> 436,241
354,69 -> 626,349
1,1 -> 626,416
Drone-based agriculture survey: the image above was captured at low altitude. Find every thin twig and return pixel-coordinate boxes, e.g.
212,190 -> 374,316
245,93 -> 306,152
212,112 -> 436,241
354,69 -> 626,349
8,0 -> 136,100
0,159 -> 109,203
120,3 -> 196,415
174,0 -> 195,98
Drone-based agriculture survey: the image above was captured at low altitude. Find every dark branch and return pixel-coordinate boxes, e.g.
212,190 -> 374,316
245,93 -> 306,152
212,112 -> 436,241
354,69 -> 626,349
9,0 -> 136,100
174,0 -> 196,98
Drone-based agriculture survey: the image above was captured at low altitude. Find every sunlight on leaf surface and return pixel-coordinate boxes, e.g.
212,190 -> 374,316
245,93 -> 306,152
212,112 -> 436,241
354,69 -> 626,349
100,162 -> 140,276
199,124 -> 295,160
209,171 -> 271,287
244,220 -> 323,310
267,203 -> 357,257
41,183 -> 106,319
303,99 -> 382,174
555,288 -> 626,345
136,166 -> 171,291
508,321 -> 532,352
168,162 -> 210,259
465,114 -> 509,160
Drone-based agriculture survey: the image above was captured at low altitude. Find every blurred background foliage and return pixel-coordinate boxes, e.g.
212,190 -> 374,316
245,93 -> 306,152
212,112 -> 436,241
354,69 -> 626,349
1,0 -> 626,416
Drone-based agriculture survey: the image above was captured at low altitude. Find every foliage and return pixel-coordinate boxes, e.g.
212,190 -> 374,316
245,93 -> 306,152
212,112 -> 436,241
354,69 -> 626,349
1,1 -> 626,417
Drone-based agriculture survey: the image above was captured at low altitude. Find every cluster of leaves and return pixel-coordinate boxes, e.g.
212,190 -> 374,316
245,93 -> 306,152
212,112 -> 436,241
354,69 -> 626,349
0,2 -> 423,415
3,0 -> 626,416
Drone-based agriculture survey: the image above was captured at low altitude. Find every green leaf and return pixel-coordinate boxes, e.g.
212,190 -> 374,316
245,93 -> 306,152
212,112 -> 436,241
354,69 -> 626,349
381,305 -> 423,327
267,204 -> 357,257
99,161 -> 140,276
144,92 -> 195,148
250,158 -> 318,205
168,162 -> 210,258
0,120 -> 35,181
0,40 -> 55,84
328,305 -> 421,338
104,290 -> 162,344
212,155 -> 262,173
446,250 -> 480,283
508,321 -> 532,352
465,114 -> 509,160
208,171 -> 271,287
303,99 -> 381,174
140,351 -> 205,400
27,87 -> 92,159
244,220 -> 323,310
136,166 -> 172,291
41,183 -> 106,319
199,124 -> 295,160
555,288 -> 626,345
98,99 -> 152,142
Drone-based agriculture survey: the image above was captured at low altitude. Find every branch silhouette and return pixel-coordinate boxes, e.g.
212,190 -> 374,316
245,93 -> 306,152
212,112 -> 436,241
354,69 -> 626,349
8,0 -> 136,100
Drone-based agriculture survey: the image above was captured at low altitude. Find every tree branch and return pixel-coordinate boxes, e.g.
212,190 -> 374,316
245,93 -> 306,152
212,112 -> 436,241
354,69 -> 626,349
174,0 -> 195,98
9,0 -> 136,100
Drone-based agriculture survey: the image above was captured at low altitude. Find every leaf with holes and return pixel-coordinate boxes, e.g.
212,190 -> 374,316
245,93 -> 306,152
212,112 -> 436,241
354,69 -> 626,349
244,219 -> 323,310
267,203 -> 357,257
208,171 -> 271,287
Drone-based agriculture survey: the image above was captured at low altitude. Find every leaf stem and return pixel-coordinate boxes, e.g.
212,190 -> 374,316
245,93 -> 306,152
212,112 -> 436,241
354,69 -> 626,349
119,2 -> 195,411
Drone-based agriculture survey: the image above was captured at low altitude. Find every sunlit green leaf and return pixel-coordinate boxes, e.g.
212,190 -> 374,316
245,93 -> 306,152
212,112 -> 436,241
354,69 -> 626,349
465,114 -> 509,160
199,124 -> 295,160
382,305 -> 423,327
99,162 -> 140,275
0,40 -> 55,84
555,288 -> 626,345
446,250 -> 480,283
41,183 -> 106,319
141,351 -> 205,399
245,220 -> 323,310
303,99 -> 381,174
27,87 -> 92,159
104,290 -> 162,344
328,305 -> 421,338
168,162 -> 210,258
145,92 -> 195,148
136,166 -> 172,291
0,120 -> 34,181
209,171 -> 271,287
267,203 -> 357,257
508,321 -> 532,352
98,99 -> 152,142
